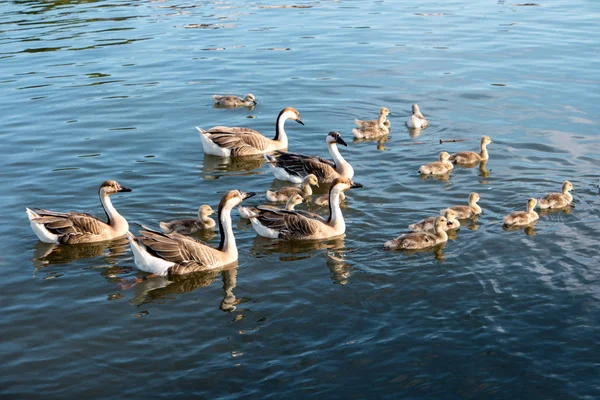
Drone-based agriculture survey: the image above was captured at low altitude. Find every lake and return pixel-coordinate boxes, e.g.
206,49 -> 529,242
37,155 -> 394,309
2,0 -> 600,398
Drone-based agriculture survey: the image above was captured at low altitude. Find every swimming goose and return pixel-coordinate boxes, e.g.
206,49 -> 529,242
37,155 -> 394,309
449,136 -> 492,164
26,180 -> 132,244
537,181 -> 574,209
127,190 -> 255,276
212,93 -> 256,108
239,193 -> 304,220
409,209 -> 460,233
352,107 -> 391,139
245,177 -> 363,240
265,131 -> 354,183
419,152 -> 454,175
503,198 -> 539,227
196,107 -> 303,157
384,216 -> 448,250
442,192 -> 482,219
265,174 -> 319,202
159,205 -> 216,235
406,104 -> 429,129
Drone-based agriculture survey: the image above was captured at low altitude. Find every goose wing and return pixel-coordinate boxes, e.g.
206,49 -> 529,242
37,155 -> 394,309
449,151 -> 479,163
253,209 -> 326,239
399,232 -> 436,249
271,151 -> 336,180
205,130 -> 271,155
138,228 -> 220,266
31,209 -> 107,237
538,193 -> 568,208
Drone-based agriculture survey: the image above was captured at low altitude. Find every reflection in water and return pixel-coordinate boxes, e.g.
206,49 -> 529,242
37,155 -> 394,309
502,220 -> 537,235
127,265 -> 240,312
326,250 -> 353,285
419,171 -> 451,183
396,243 -> 447,262
213,103 -> 255,111
250,235 -> 345,261
537,206 -> 572,217
32,236 -> 129,269
353,136 -> 389,151
407,127 -> 423,139
201,154 -> 266,179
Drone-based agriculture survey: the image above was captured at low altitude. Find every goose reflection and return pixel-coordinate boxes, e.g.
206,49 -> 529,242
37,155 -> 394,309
201,154 -> 266,179
352,136 -> 389,151
419,171 -> 451,183
32,236 -> 129,269
537,205 -> 572,217
502,220 -> 537,236
407,127 -> 422,139
326,250 -> 353,285
249,235 -> 345,261
127,265 -> 241,312
398,243 -> 447,262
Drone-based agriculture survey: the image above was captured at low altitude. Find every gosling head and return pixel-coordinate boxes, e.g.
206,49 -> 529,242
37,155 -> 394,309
481,136 -> 492,145
303,173 -> 319,187
326,131 -> 348,147
527,198 -> 537,211
280,107 -> 304,125
434,216 -> 448,232
99,180 -> 132,195
380,107 -> 391,117
288,193 -> 304,207
411,104 -> 421,115
199,204 -> 215,218
439,151 -> 451,162
562,180 -> 574,193
469,192 -> 481,204
244,93 -> 256,104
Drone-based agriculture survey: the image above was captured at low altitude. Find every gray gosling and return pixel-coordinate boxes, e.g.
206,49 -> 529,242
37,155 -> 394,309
159,204 -> 216,235
384,216 -> 448,250
213,93 -> 256,107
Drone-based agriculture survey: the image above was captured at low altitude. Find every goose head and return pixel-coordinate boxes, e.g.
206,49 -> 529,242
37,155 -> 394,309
469,192 -> 481,205
330,177 -> 363,193
303,173 -> 319,188
562,180 -> 574,193
244,93 -> 256,104
481,135 -> 492,146
439,151 -> 451,162
379,107 -> 391,117
326,131 -> 348,147
220,189 -> 256,211
434,216 -> 448,233
280,107 -> 304,125
198,204 -> 215,218
527,198 -> 537,212
99,180 -> 132,195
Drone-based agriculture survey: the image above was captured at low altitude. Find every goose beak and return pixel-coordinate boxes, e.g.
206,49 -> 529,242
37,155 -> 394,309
336,136 -> 348,147
296,118 -> 304,125
350,181 -> 363,189
242,191 -> 256,200
119,186 -> 132,193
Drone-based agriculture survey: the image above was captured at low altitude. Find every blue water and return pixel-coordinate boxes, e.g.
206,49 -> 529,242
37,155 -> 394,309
2,0 -> 600,398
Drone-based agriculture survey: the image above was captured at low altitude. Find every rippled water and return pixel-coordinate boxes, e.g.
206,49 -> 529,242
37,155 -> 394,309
2,0 -> 600,398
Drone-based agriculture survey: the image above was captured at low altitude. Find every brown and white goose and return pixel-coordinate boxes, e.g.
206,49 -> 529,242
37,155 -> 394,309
212,93 -> 256,108
127,190 -> 255,276
265,131 -> 354,183
384,216 -> 448,250
159,205 -> 216,235
352,107 -> 391,139
245,177 -> 362,240
442,192 -> 482,219
537,181 -> 574,209
503,198 -> 539,227
449,136 -> 492,164
265,174 -> 319,202
26,180 -> 132,244
409,209 -> 460,233
419,152 -> 454,175
406,104 -> 429,129
239,193 -> 304,220
196,107 -> 303,157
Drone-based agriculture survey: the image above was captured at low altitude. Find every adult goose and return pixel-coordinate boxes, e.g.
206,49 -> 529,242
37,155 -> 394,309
537,181 -> 574,209
26,180 -> 132,244
244,177 -> 362,240
449,136 -> 492,164
212,93 -> 256,108
196,107 -> 303,157
503,198 -> 539,227
265,131 -> 354,183
159,205 -> 215,235
127,190 -> 255,276
384,216 -> 448,250
406,104 -> 429,129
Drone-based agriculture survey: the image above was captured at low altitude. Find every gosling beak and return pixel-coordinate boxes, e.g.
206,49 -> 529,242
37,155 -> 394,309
336,135 -> 348,147
242,191 -> 256,200
296,118 -> 304,126
446,221 -> 454,226
350,181 -> 363,189
118,186 -> 132,193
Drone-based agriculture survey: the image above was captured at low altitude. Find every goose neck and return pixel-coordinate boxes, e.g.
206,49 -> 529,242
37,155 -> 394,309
327,186 -> 345,232
274,113 -> 288,147
328,144 -> 354,178
217,204 -> 237,259
100,192 -> 127,231
480,142 -> 489,160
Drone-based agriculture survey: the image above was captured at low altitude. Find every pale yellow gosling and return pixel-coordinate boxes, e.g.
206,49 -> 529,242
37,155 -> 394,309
159,204 -> 216,235
419,151 -> 454,175
449,136 -> 492,164
442,192 -> 482,219
503,198 -> 539,227
353,107 -> 391,139
409,209 -> 461,233
265,174 -> 319,202
537,181 -> 574,209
